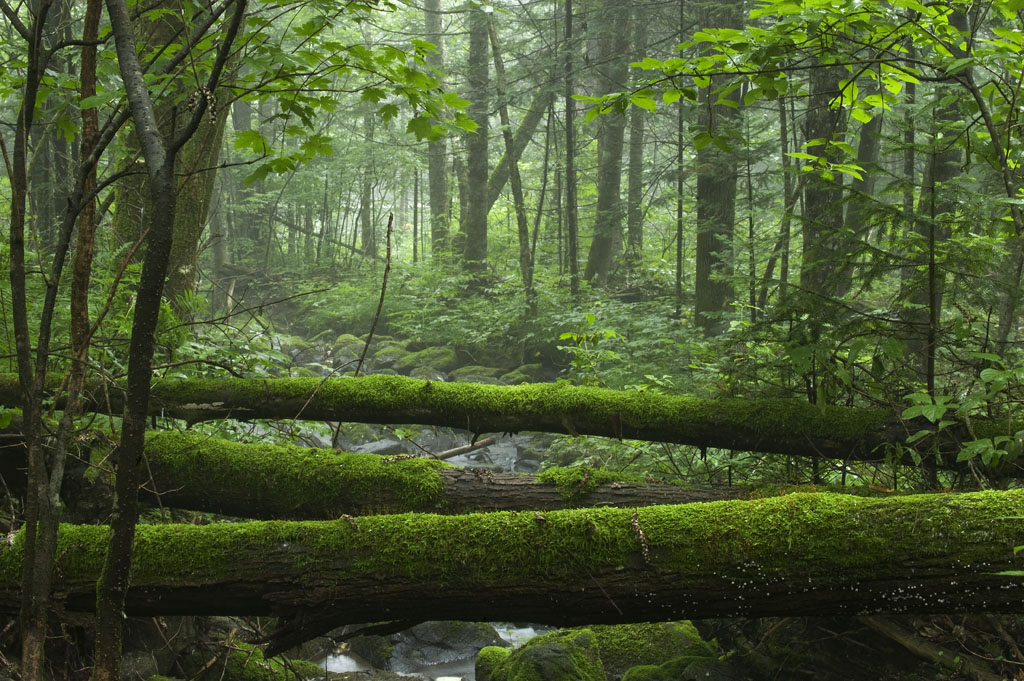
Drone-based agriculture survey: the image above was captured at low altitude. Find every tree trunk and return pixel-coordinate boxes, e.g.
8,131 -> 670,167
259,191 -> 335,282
4,490 -> 1024,625
694,0 -> 741,336
489,18 -> 533,301
486,87 -> 555,215
564,0 -> 579,299
94,0 -> 246,675
624,7 -> 646,275
583,0 -> 630,286
424,0 -> 450,256
800,62 -> 846,299
0,373 -> 1007,465
360,110 -> 376,259
463,2 -> 490,278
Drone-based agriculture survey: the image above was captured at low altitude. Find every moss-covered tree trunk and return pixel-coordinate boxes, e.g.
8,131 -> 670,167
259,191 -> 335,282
0,374 -> 1000,465
2,491 -> 1023,626
132,432 -> 744,518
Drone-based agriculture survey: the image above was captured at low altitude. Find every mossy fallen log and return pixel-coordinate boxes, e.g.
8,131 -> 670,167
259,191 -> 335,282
4,491 -> 1024,623
139,431 -> 741,518
0,373 -> 965,461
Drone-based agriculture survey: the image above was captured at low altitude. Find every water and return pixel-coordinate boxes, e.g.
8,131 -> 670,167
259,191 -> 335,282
320,623 -> 549,680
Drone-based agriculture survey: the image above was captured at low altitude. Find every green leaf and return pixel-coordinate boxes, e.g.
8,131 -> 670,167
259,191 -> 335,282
850,108 -> 873,124
80,89 -> 120,110
630,92 -> 657,112
693,132 -> 713,150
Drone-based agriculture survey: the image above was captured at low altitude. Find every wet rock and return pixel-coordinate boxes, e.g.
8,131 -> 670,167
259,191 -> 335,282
409,366 -> 449,382
388,622 -> 508,674
371,345 -> 410,369
332,334 -> 367,366
449,365 -> 502,382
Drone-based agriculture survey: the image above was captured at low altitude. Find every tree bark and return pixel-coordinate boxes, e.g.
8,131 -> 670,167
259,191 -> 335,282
800,62 -> 846,299
624,7 -> 646,274
424,0 -> 450,256
4,490 -> 1024,624
0,374 -> 1008,465
95,0 -> 246,675
694,0 -> 741,336
564,0 -> 579,298
463,3 -> 490,277
486,86 -> 554,215
489,18 -> 533,300
583,0 -> 630,286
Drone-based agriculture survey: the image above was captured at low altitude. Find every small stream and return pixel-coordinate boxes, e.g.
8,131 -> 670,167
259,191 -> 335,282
320,624 -> 548,680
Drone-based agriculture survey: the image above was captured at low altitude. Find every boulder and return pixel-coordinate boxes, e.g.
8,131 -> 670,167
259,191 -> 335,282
481,629 -> 605,681
394,347 -> 458,374
498,363 -> 544,385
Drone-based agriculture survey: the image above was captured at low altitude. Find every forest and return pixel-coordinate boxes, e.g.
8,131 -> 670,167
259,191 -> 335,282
1,0 -> 1024,678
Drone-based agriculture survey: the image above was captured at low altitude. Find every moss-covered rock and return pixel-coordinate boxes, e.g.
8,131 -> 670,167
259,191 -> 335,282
450,365 -> 503,382
409,367 -> 448,382
498,364 -> 545,385
346,633 -> 397,668
621,655 -> 741,681
395,346 -> 458,373
590,622 -> 715,679
276,334 -> 314,363
371,344 -> 411,369
486,628 -> 605,681
332,334 -> 366,361
476,645 -> 512,681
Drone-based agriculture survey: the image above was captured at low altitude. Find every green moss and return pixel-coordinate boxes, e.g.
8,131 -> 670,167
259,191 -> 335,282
332,334 -> 365,358
450,365 -> 503,381
489,629 -> 605,681
371,344 -> 410,368
536,467 -> 647,506
187,642 -> 321,681
394,346 -> 459,372
144,431 -> 451,517
3,490 -> 1023,605
620,656 -> 694,681
499,364 -> 545,384
589,622 -> 715,677
147,676 -> 182,681
476,646 -> 512,681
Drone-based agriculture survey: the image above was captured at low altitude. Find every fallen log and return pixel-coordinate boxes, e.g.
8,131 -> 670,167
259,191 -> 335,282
4,491 -> 1023,625
139,431 -> 741,518
0,374 -> 987,463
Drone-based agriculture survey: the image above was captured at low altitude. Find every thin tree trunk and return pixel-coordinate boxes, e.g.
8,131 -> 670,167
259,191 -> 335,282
564,0 -> 579,299
625,8 -> 646,275
583,0 -> 630,286
489,18 -> 533,304
424,0 -> 449,256
92,0 -> 245,676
